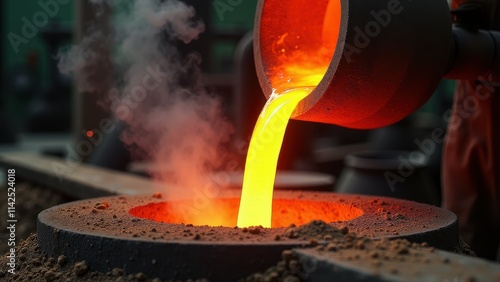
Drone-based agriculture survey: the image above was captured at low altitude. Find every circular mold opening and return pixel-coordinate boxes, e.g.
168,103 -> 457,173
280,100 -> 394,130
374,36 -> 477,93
38,194 -> 459,281
129,198 -> 364,227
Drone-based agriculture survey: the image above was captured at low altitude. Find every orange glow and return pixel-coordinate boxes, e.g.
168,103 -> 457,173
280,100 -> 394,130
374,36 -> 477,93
236,0 -> 341,228
260,0 -> 341,96
130,198 -> 363,227
322,0 -> 342,58
86,130 -> 94,138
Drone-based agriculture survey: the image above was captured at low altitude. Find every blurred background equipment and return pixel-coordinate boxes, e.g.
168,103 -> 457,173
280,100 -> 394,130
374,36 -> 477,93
0,0 -> 454,206
5,0 -> 499,267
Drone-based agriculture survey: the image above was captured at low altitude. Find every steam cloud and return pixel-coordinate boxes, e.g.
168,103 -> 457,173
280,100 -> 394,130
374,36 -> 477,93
59,0 -> 233,199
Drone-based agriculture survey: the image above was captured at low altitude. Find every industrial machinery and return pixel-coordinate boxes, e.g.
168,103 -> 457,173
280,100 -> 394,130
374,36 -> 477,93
254,0 -> 500,128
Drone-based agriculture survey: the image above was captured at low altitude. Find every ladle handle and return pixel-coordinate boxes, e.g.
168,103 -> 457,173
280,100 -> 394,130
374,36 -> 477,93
444,27 -> 500,81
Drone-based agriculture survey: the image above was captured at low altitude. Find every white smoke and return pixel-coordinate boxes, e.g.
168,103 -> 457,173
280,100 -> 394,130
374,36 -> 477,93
59,0 -> 233,198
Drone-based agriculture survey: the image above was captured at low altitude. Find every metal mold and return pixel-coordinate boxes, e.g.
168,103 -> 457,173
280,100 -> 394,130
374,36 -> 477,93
37,191 -> 458,281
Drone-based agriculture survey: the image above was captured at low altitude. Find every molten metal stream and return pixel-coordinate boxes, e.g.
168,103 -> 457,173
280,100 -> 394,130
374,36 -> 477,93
237,72 -> 327,228
236,0 -> 340,227
237,88 -> 309,228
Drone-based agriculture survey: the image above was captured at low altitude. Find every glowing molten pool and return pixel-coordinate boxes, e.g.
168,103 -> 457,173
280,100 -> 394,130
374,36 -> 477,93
129,198 -> 364,227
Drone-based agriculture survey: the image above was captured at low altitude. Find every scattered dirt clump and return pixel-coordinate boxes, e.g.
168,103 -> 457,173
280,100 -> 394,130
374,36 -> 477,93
241,221 -> 488,282
241,250 -> 305,282
94,201 -> 110,210
304,235 -> 499,281
283,220 -> 347,240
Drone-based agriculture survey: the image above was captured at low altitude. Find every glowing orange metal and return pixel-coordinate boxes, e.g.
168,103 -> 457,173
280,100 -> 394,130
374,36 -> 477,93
130,198 -> 363,227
